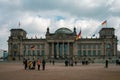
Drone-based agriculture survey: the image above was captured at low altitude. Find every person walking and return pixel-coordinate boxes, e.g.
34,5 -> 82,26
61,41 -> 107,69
49,60 -> 52,64
32,59 -> 36,69
74,60 -> 77,66
37,59 -> 41,70
105,59 -> 108,68
52,60 -> 55,65
28,60 -> 33,70
65,59 -> 69,66
42,59 -> 46,70
23,58 -> 28,70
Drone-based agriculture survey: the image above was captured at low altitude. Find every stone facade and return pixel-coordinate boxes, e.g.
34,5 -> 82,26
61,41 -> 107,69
8,27 -> 118,60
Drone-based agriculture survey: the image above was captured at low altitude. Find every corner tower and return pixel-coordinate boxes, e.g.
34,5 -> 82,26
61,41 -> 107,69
8,28 -> 27,60
99,28 -> 118,56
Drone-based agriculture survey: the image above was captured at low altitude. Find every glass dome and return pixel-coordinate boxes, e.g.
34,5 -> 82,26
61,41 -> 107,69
55,27 -> 72,34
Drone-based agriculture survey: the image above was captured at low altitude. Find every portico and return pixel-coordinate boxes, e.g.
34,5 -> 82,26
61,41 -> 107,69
48,41 -> 74,59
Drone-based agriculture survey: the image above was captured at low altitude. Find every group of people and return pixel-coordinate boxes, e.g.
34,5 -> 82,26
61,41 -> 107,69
49,60 -> 55,65
23,58 -> 120,70
65,59 -> 77,66
81,60 -> 89,65
23,58 -> 46,70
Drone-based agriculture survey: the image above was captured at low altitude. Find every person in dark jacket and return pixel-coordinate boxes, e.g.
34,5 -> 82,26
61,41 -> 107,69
52,60 -> 55,65
23,58 -> 28,70
65,59 -> 69,66
42,59 -> 46,70
32,60 -> 36,69
105,59 -> 108,68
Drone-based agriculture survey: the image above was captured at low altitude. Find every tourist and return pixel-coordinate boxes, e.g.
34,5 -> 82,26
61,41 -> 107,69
32,59 -> 36,70
49,60 -> 52,64
37,59 -> 41,70
82,60 -> 85,65
105,59 -> 108,68
65,59 -> 69,66
23,58 -> 28,70
28,60 -> 33,70
70,60 -> 73,66
52,60 -> 55,65
74,60 -> 77,66
42,59 -> 46,70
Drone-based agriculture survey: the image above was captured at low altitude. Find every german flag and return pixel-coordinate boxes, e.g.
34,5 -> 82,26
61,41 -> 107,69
76,30 -> 81,40
101,20 -> 107,26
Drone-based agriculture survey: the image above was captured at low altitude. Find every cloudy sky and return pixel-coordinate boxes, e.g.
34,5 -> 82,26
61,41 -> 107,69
0,0 -> 120,51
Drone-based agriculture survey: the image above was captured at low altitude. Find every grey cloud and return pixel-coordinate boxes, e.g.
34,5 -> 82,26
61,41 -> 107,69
0,0 -> 120,50
1,0 -> 120,19
20,0 -> 120,19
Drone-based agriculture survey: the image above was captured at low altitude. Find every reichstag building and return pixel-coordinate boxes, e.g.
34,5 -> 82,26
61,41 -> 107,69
8,27 -> 118,60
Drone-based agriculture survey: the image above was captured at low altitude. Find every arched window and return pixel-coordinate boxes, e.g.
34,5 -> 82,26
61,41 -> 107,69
106,43 -> 111,49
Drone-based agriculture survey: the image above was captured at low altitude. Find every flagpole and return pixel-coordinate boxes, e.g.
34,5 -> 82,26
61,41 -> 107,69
106,21 -> 107,28
18,21 -> 21,28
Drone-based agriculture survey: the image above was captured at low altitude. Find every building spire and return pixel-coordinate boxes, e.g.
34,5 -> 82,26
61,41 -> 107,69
73,27 -> 76,35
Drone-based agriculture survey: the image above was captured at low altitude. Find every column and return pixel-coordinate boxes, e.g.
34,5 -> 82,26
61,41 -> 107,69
20,43 -> 22,55
57,42 -> 59,58
114,42 -> 117,56
8,43 -> 12,60
10,43 -> 13,56
62,42 -> 64,58
68,42 -> 69,58
102,42 -> 105,57
52,42 -> 54,58
9,43 -> 12,56
48,43 -> 50,58
19,42 -> 22,60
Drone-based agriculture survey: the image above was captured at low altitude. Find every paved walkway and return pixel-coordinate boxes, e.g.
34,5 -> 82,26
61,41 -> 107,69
0,62 -> 120,80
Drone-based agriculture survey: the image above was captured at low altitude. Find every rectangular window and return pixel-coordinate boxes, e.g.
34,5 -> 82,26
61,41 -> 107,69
93,50 -> 96,56
88,50 -> 91,56
88,44 -> 91,49
98,44 -> 101,49
78,50 -> 81,56
28,50 -> 30,56
83,50 -> 86,56
98,50 -> 101,56
28,45 -> 31,49
78,44 -> 81,49
23,45 -> 26,49
83,45 -> 86,49
37,50 -> 40,56
41,44 -> 44,49
23,50 -> 26,56
37,45 -> 40,49
42,50 -> 45,56
26,45 -> 28,49
93,44 -> 96,49
32,50 -> 35,56
107,49 -> 111,56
